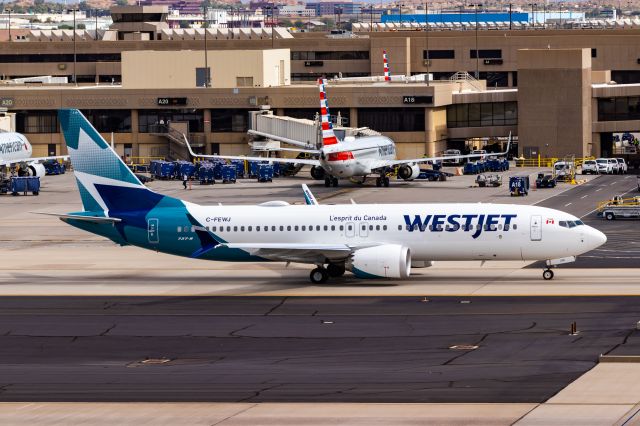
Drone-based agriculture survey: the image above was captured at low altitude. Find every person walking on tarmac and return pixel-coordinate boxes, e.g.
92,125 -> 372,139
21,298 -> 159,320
182,174 -> 188,190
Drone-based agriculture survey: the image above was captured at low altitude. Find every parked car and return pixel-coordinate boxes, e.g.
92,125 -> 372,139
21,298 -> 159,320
536,173 -> 557,188
470,149 -> 487,160
596,158 -> 614,174
608,158 -> 621,174
442,149 -> 462,166
615,158 -> 628,174
581,160 -> 598,175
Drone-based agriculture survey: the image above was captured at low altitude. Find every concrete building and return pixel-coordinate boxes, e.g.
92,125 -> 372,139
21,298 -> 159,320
0,6 -> 639,163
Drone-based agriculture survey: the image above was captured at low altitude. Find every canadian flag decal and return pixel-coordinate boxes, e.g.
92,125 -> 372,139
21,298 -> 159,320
546,218 -> 555,224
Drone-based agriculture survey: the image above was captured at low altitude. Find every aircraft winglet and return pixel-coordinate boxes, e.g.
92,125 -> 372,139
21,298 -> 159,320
302,184 -> 318,205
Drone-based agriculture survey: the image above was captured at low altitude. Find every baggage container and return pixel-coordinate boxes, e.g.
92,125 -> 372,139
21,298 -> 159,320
231,160 -> 245,178
157,161 -> 176,179
257,164 -> 274,182
11,176 -> 40,195
221,164 -> 237,183
198,163 -> 216,184
463,162 -> 478,175
175,161 -> 196,179
43,160 -> 66,175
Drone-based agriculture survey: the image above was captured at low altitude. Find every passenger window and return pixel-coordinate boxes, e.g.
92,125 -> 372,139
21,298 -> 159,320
504,224 -> 509,231
369,225 -> 373,231
331,225 -> 335,231
324,225 -> 328,231
316,225 -> 321,231
348,225 -> 352,230
287,226 -> 291,231
256,226 -> 260,231
212,226 -> 217,232
383,225 -> 387,231
272,226 -> 276,231
233,226 -> 237,232
241,226 -> 245,232
437,225 -> 443,231
398,225 -> 402,231
279,226 -> 283,231
513,224 -> 518,230
302,226 -> 306,231
498,224 -> 502,230
340,225 -> 344,231
376,225 -> 380,231
227,226 -> 231,232
294,226 -> 299,231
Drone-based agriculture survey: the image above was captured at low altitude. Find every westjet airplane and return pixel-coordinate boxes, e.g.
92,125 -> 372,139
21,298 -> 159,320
0,132 -> 68,177
54,109 -> 606,283
194,78 -> 509,188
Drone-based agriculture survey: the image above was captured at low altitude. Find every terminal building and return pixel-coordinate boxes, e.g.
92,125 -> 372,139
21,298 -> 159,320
0,6 -> 639,163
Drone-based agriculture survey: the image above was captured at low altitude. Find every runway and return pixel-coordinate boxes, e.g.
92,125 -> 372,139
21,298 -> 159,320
0,296 -> 639,403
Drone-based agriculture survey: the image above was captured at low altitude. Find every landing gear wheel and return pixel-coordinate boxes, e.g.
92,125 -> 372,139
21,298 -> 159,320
310,267 -> 329,284
542,269 -> 554,280
383,176 -> 390,187
326,263 -> 346,277
324,177 -> 331,188
331,177 -> 339,187
376,177 -> 382,187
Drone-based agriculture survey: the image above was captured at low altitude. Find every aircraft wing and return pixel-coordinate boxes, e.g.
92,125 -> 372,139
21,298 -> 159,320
0,155 -> 68,167
196,154 -> 321,166
218,243 -> 354,263
374,134 -> 512,170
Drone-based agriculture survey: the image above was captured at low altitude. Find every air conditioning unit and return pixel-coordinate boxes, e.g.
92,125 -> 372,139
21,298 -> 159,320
423,59 -> 431,66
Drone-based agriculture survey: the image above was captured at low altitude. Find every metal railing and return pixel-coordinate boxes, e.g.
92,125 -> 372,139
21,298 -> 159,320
514,156 -> 595,168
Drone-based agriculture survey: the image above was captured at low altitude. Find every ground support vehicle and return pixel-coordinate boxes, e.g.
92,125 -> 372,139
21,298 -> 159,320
597,195 -> 640,220
509,176 -> 530,196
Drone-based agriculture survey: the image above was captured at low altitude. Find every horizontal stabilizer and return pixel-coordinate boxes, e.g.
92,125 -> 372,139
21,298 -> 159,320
32,212 -> 122,224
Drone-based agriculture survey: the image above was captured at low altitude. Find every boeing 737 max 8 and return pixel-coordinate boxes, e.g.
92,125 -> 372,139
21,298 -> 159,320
53,109 -> 606,283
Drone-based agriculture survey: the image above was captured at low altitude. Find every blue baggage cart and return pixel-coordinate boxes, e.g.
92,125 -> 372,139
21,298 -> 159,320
43,160 -> 66,175
463,162 -> 478,175
271,162 -> 281,177
509,176 -> 530,196
198,163 -> 216,184
257,164 -> 274,182
231,160 -> 245,178
11,176 -> 40,195
222,164 -> 237,183
248,161 -> 260,178
175,161 -> 196,179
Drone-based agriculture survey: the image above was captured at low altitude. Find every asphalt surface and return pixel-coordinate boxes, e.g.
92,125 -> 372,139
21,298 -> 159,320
1,296 -> 640,403
532,173 -> 640,268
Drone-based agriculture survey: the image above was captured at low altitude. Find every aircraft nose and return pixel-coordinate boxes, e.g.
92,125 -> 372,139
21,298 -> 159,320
585,226 -> 607,250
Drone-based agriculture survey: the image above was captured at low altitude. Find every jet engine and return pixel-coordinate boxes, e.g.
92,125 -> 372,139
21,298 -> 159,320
28,162 -> 46,178
346,244 -> 411,279
310,165 -> 326,180
397,163 -> 420,181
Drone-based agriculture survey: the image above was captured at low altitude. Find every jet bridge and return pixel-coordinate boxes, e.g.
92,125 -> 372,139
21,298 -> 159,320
248,110 -> 380,152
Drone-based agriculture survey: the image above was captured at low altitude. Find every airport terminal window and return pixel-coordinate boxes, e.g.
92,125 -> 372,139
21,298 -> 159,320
15,110 -> 58,133
0,53 -> 121,63
447,102 -> 517,128
611,71 -> 640,84
470,49 -> 502,59
211,109 -> 248,132
475,72 -> 509,88
424,50 -> 455,59
597,97 -> 640,121
358,108 -> 425,132
291,51 -> 369,61
81,109 -> 131,133
591,48 -> 597,58
138,109 -> 204,133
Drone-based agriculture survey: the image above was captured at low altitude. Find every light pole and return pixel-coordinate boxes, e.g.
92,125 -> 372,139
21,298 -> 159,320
73,6 -> 77,85
5,8 -> 11,42
471,3 -> 482,79
529,3 -> 537,28
203,4 -> 209,87
509,3 -> 512,30
399,3 -> 404,26
425,0 -> 429,86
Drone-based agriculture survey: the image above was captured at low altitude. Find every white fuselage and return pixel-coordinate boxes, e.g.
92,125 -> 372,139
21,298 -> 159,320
186,203 -> 605,262
320,136 -> 395,178
0,133 -> 32,164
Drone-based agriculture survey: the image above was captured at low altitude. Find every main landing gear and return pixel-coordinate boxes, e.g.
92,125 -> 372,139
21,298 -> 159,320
324,176 -> 339,187
310,263 -> 346,283
375,175 -> 390,187
542,269 -> 554,280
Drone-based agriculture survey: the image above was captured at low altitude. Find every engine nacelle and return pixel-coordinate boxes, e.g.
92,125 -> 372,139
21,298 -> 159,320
347,244 -> 411,279
310,165 -> 326,180
411,260 -> 434,268
397,163 -> 420,181
28,162 -> 46,178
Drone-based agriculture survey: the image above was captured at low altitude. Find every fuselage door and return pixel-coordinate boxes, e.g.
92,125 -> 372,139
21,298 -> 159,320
530,215 -> 542,241
148,218 -> 159,244
345,222 -> 355,238
359,222 -> 369,238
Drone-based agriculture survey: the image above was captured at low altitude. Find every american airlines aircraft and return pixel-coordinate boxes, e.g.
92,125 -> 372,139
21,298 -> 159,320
52,109 -> 606,283
0,132 -> 67,177
192,78 -> 509,188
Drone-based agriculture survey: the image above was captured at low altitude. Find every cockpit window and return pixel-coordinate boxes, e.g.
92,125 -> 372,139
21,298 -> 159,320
575,220 -> 584,225
559,221 -> 567,228
559,220 -> 584,228
568,221 -> 576,228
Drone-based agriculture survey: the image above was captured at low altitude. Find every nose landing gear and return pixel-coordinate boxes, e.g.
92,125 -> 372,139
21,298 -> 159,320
542,269 -> 554,280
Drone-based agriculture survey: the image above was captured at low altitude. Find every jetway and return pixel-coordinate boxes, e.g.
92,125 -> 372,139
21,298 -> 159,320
248,110 -> 380,152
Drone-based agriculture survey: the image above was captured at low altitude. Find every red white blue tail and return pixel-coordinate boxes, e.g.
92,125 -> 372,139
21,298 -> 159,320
318,78 -> 339,146
383,50 -> 391,82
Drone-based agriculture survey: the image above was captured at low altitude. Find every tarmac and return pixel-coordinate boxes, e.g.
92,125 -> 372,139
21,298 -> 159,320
1,167 -> 640,424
